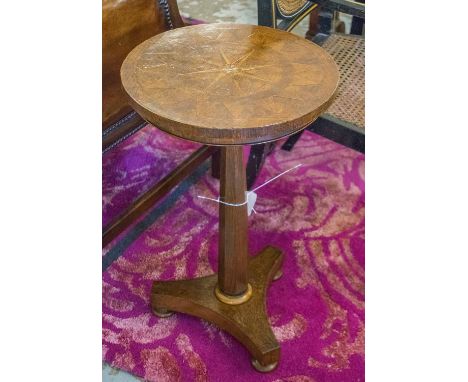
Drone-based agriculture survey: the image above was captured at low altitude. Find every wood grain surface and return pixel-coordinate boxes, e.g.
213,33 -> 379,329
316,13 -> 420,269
121,23 -> 339,145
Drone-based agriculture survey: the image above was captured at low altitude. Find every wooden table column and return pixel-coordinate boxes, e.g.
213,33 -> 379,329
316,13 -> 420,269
217,146 -> 250,300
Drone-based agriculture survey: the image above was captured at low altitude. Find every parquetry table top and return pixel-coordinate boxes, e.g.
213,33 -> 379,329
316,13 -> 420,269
121,23 -> 339,145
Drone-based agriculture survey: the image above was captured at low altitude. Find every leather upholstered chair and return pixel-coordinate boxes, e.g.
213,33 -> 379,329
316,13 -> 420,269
102,0 -> 216,247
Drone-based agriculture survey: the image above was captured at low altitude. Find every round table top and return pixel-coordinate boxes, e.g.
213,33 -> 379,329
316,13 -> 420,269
121,23 -> 339,145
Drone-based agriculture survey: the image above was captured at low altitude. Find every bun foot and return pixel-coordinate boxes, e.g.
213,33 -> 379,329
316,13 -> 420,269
251,358 -> 278,373
152,307 -> 174,318
273,269 -> 283,281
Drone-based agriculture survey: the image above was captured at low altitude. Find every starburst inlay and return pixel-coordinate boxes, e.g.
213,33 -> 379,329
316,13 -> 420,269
179,48 -> 274,93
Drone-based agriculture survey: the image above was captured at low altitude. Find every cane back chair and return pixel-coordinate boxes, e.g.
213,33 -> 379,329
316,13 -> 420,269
247,0 -> 365,189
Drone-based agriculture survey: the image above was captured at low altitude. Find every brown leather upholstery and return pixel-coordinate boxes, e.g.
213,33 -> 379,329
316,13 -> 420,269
102,0 -> 168,129
101,0 -> 216,246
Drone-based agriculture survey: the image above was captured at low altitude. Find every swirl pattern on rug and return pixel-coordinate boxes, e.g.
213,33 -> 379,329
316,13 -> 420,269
103,126 -> 364,381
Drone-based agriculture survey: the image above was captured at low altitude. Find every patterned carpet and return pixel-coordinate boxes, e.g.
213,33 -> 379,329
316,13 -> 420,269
102,125 -> 365,381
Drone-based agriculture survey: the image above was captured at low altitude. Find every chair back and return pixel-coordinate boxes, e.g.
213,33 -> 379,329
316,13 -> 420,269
102,0 -> 183,129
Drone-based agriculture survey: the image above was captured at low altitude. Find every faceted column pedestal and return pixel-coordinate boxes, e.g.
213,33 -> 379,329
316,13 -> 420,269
150,146 -> 283,372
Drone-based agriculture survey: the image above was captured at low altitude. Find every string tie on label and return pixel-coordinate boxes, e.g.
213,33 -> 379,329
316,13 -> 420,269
197,163 -> 302,215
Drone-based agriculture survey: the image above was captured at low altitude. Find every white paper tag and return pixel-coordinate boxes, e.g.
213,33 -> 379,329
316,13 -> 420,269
246,191 -> 257,216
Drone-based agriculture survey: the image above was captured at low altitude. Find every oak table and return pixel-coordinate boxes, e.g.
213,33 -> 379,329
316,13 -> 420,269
121,23 -> 339,372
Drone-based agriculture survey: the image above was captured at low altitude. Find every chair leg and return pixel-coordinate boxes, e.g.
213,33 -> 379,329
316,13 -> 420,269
246,142 -> 275,190
281,130 -> 305,151
350,0 -> 365,35
350,16 -> 364,35
305,5 -> 320,39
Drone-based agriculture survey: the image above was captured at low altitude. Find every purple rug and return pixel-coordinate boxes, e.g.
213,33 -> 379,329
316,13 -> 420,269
102,125 -> 365,381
